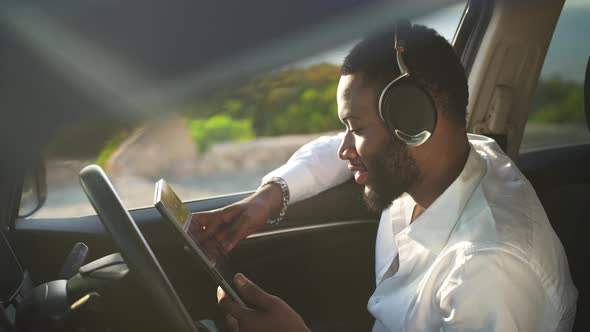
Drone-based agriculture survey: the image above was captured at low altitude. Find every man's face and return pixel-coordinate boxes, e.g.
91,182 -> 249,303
337,74 -> 420,212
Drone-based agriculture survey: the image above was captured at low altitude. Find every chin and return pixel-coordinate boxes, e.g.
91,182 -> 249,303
363,184 -> 378,198
362,182 -> 378,196
361,184 -> 404,213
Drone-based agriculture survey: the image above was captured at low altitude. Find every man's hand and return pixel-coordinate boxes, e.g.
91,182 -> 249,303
188,184 -> 283,255
217,274 -> 311,332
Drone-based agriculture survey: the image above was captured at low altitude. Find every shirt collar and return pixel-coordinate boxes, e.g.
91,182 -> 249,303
403,145 -> 486,255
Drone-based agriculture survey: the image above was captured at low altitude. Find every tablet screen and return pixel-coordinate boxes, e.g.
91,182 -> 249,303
154,179 -> 244,305
155,180 -> 191,231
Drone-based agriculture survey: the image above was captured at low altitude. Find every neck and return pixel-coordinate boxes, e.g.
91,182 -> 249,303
408,134 -> 470,210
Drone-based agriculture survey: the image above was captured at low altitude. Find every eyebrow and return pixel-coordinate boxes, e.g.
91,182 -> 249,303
340,113 -> 360,122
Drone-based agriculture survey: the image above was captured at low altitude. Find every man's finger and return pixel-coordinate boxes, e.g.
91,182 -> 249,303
189,213 -> 222,243
225,314 -> 239,332
189,206 -> 240,244
221,220 -> 249,254
219,298 -> 249,321
233,274 -> 276,309
190,211 -> 223,233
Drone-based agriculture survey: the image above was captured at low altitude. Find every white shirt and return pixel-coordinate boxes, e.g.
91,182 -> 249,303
263,134 -> 577,332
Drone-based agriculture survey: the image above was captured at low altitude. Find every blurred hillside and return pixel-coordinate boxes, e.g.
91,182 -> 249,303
183,63 -> 341,142
44,59 -> 584,163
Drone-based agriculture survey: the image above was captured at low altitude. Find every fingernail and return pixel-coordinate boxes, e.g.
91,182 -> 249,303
235,273 -> 247,287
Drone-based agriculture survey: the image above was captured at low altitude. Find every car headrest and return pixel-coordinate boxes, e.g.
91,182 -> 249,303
585,55 -> 590,132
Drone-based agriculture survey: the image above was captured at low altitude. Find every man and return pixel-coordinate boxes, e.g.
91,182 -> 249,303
190,23 -> 577,331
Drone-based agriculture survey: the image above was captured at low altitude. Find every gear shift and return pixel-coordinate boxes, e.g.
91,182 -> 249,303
59,243 -> 89,280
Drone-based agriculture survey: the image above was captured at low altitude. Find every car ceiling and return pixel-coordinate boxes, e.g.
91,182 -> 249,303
0,0 -> 462,157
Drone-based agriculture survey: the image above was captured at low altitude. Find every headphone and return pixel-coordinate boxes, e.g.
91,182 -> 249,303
378,23 -> 437,146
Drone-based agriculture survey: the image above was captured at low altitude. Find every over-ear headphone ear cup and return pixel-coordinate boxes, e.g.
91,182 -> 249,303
380,80 -> 437,142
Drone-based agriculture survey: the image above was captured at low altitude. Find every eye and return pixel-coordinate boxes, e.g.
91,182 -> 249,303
349,128 -> 363,135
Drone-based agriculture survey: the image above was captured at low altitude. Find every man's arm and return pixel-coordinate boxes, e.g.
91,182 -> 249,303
262,132 -> 350,204
189,133 -> 349,253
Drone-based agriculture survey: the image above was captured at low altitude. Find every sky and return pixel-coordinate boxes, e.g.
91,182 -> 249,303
291,2 -> 466,68
290,0 -> 590,83
541,1 -> 590,82
569,0 -> 590,7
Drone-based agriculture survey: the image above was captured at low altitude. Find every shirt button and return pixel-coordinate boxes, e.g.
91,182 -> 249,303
374,297 -> 381,304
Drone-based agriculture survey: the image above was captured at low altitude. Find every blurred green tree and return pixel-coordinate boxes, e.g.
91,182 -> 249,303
187,115 -> 254,152
182,63 -> 342,138
530,76 -> 584,123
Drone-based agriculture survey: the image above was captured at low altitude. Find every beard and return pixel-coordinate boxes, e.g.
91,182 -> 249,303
362,139 -> 421,213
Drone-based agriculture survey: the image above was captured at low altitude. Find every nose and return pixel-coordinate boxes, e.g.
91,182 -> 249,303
338,133 -> 358,161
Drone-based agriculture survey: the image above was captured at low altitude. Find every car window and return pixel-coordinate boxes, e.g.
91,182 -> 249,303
520,0 -> 590,152
28,2 -> 467,219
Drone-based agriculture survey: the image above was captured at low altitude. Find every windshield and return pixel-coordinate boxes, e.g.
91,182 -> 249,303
28,3 -> 467,219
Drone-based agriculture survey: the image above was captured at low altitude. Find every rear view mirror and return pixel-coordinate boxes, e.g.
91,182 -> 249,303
18,159 -> 47,218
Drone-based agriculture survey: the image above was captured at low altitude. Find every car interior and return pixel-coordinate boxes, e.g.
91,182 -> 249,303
0,0 -> 588,331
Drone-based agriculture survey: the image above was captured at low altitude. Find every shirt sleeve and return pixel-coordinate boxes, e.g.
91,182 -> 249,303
261,133 -> 351,204
438,248 -> 559,332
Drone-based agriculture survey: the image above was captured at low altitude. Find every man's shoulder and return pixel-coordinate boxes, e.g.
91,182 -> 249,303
449,173 -> 557,265
444,154 -> 572,301
467,133 -> 546,239
440,210 -> 576,317
448,136 -> 562,266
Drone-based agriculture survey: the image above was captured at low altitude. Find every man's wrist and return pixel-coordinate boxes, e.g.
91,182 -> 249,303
255,183 -> 283,215
259,177 -> 290,225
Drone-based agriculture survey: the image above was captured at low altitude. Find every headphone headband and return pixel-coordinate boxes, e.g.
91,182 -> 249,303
394,26 -> 410,77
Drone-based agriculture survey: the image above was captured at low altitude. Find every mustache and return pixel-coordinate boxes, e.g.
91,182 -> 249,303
348,160 -> 367,169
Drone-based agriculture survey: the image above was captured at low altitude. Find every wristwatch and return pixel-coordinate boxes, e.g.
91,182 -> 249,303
259,177 -> 290,225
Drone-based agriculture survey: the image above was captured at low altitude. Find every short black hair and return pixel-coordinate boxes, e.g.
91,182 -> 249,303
341,23 -> 468,124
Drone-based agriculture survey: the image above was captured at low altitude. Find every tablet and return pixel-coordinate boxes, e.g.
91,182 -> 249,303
154,179 -> 245,306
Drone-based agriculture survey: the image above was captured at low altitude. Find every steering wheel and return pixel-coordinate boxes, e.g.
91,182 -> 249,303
79,165 -> 198,332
